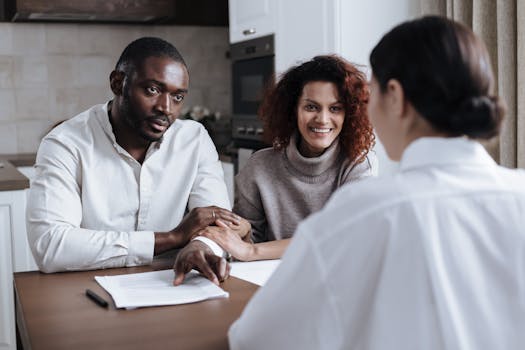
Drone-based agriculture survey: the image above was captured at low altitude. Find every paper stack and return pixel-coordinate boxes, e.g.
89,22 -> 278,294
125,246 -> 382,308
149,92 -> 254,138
95,269 -> 229,309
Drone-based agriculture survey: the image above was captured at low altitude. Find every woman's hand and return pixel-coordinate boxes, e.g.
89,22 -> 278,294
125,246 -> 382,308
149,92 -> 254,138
199,220 -> 255,261
225,217 -> 252,240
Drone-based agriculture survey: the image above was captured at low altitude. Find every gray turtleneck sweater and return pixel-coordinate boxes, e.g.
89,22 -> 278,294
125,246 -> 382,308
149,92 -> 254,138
234,136 -> 377,243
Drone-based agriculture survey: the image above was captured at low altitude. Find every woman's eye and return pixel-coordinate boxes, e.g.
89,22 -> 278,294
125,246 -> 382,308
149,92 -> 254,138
173,94 -> 184,102
305,104 -> 317,112
146,86 -> 159,95
330,106 -> 343,113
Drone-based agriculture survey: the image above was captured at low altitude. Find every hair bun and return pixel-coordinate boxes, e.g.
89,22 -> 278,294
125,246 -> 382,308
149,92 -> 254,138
448,95 -> 505,139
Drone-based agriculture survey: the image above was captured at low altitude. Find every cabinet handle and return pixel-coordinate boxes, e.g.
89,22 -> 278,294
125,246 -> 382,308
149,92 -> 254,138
242,28 -> 256,35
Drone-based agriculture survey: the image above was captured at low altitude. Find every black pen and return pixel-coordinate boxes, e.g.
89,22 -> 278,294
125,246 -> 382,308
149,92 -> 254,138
85,289 -> 109,308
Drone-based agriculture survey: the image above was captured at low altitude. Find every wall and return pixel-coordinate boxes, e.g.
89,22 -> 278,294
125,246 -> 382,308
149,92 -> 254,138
0,23 -> 231,154
337,0 -> 421,176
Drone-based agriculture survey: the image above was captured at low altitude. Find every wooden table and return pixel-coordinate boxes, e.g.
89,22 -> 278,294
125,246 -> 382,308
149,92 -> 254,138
14,260 -> 258,350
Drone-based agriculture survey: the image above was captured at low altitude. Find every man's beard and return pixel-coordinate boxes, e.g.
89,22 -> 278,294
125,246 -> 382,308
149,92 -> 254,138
120,90 -> 171,143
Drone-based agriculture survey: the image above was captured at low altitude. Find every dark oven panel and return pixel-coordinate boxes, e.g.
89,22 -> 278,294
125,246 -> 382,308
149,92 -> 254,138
231,35 -> 274,144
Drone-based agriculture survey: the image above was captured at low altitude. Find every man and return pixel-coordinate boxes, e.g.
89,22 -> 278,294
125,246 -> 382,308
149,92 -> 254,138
27,37 -> 242,284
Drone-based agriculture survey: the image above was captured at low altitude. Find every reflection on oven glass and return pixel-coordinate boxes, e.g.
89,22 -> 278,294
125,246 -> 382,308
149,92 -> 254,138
241,75 -> 264,102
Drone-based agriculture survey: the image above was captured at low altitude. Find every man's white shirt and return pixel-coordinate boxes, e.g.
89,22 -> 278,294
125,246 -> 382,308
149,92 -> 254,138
27,103 -> 230,272
229,137 -> 525,350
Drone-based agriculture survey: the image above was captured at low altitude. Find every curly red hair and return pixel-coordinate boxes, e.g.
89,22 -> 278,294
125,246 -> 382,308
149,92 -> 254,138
259,55 -> 374,163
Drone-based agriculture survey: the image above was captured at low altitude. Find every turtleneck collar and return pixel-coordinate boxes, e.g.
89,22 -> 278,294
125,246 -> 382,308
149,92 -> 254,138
284,132 -> 342,177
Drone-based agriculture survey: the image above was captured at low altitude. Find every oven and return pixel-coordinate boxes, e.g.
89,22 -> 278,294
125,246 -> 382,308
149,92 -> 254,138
230,35 -> 274,160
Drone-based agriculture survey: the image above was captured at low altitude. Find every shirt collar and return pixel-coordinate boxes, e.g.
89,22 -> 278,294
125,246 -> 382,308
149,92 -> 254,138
97,102 -> 117,143
399,137 -> 497,172
96,101 -> 174,152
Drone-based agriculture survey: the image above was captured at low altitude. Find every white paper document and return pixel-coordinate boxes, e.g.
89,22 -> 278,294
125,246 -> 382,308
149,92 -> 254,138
95,269 -> 229,309
229,260 -> 281,286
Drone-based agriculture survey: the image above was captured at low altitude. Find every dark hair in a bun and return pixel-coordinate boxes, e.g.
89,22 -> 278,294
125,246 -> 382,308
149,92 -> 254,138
447,96 -> 505,138
370,16 -> 506,139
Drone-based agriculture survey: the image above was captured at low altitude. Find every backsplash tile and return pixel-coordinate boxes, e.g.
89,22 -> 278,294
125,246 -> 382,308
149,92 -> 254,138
15,88 -> 50,120
49,88 -> 81,122
0,123 -> 18,153
12,24 -> 46,55
16,120 -> 53,153
77,87 -> 113,112
45,24 -> 80,54
13,56 -> 49,88
74,56 -> 114,87
0,24 -> 13,55
0,23 -> 231,154
47,55 -> 75,88
0,56 -> 14,88
0,89 -> 15,121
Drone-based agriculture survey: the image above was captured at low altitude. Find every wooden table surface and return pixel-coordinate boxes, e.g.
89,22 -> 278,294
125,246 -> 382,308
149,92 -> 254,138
14,260 -> 258,350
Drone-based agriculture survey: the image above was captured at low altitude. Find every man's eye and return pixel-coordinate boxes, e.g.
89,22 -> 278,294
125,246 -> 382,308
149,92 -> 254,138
146,86 -> 159,94
173,94 -> 184,102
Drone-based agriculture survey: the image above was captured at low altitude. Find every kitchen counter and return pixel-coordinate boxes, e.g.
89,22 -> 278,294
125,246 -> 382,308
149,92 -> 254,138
0,153 -> 35,191
0,151 -> 232,192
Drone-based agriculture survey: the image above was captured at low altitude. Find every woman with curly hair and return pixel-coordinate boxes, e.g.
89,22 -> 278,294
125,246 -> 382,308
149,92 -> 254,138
199,55 -> 376,261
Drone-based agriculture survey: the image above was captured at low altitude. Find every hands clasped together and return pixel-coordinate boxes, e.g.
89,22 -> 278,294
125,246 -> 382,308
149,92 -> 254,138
172,206 -> 251,286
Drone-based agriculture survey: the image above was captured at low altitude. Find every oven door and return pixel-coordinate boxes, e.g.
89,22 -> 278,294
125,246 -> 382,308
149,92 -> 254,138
232,55 -> 274,117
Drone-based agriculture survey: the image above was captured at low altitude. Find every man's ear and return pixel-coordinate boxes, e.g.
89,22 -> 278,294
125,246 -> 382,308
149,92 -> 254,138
109,70 -> 125,96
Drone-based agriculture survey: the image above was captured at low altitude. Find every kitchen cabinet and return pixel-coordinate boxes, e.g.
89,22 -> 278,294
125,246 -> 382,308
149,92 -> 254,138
273,0 -> 339,75
229,0 -> 276,43
229,0 -> 419,77
228,0 -> 338,71
0,198 -> 14,350
0,159 -> 38,350
0,189 -> 35,350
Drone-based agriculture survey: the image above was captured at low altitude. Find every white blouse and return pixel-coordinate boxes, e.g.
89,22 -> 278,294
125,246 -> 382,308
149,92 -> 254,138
229,137 -> 525,350
27,103 -> 230,273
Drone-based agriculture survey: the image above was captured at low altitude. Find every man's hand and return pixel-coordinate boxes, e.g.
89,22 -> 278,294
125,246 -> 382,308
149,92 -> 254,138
155,206 -> 241,255
173,240 -> 230,286
177,206 -> 241,240
199,220 -> 255,261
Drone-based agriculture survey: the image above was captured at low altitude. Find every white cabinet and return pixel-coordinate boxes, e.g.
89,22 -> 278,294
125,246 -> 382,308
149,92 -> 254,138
228,0 -> 338,71
337,0 -> 420,68
0,184 -> 38,350
274,0 -> 339,75
229,0 -> 276,43
0,189 -> 35,350
0,201 -> 14,350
